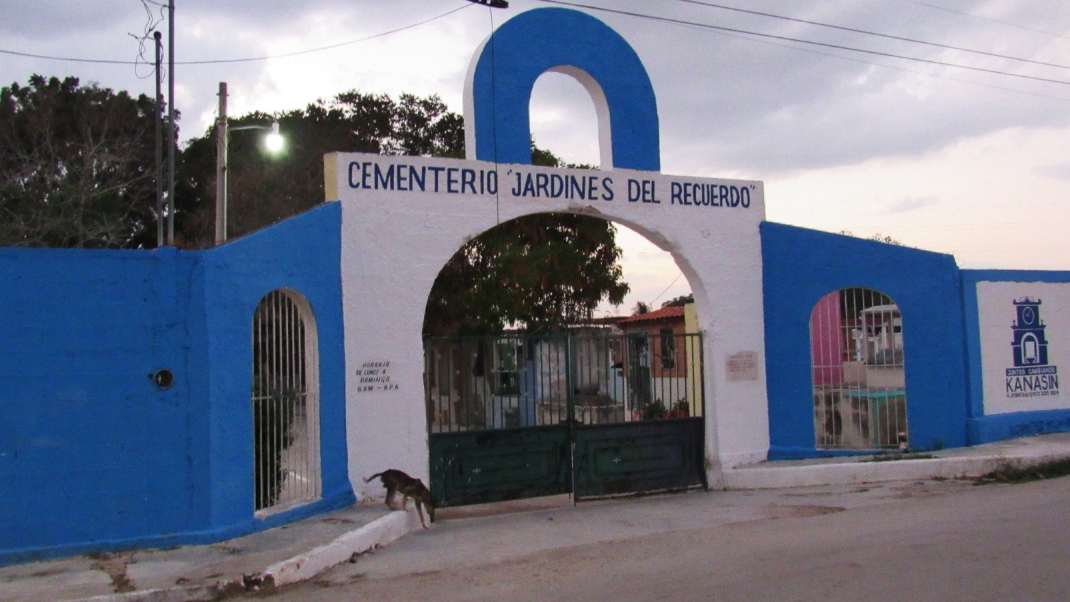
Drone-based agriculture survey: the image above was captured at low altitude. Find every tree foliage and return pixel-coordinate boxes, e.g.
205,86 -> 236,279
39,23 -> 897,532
423,148 -> 628,336
424,212 -> 629,336
0,75 -> 161,248
661,294 -> 693,308
176,91 -> 462,245
0,76 -> 629,335
179,89 -> 629,335
839,230 -> 906,246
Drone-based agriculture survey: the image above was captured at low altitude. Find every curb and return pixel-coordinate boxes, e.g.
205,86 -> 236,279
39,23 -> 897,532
723,449 -> 1070,490
67,509 -> 422,602
262,508 -> 419,587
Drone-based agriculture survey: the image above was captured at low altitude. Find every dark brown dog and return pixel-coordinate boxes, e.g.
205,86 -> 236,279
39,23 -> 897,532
364,469 -> 435,528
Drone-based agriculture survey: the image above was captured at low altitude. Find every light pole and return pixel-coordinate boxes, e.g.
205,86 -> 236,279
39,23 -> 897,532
215,82 -> 284,246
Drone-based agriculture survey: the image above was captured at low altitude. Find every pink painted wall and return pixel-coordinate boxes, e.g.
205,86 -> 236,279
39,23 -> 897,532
810,291 -> 843,386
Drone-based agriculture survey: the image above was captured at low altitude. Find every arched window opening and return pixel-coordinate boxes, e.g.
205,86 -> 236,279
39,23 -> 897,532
810,288 -> 908,450
529,70 -> 602,168
252,289 -> 322,514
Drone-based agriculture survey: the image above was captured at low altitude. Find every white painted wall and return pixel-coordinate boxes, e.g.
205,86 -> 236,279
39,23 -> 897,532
328,153 -> 768,498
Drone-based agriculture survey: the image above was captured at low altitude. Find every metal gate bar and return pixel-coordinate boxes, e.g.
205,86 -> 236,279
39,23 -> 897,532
810,288 -> 908,451
252,290 -> 322,514
426,332 -> 705,507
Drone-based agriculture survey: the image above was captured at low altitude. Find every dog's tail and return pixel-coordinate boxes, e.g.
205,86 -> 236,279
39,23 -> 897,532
363,472 -> 385,483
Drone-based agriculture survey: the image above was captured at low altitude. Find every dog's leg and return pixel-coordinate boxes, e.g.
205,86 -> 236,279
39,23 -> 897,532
414,502 -> 428,528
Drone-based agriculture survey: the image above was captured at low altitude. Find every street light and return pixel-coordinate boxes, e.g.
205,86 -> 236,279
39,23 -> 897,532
215,82 -> 284,246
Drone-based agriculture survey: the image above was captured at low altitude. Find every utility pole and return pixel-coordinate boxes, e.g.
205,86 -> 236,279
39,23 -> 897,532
154,31 -> 164,248
215,83 -> 228,246
166,0 -> 176,245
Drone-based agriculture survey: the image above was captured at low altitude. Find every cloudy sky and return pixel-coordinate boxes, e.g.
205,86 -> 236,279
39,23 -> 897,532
3,0 -> 1070,314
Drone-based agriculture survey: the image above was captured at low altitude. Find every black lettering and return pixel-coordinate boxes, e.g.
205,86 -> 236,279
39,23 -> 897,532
409,166 -> 426,192
461,169 -> 477,194
446,168 -> 460,193
428,166 -> 445,192
374,163 -> 394,189
570,176 -> 585,199
535,173 -> 549,197
586,176 -> 599,200
362,162 -> 373,189
348,162 -> 361,189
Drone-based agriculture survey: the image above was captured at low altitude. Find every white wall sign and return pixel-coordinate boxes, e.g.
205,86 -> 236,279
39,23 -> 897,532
727,351 -> 760,382
977,282 -> 1069,414
355,360 -> 397,393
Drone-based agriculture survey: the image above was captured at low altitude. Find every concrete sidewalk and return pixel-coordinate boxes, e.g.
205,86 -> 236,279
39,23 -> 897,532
4,432 -> 1070,602
0,504 -> 423,602
724,431 -> 1070,489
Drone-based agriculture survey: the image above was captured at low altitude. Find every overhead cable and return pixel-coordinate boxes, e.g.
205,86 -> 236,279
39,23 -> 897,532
0,4 -> 472,66
672,0 -> 1070,72
536,0 -> 1070,86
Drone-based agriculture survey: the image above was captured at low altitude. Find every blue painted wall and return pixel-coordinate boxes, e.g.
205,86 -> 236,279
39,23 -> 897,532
0,202 -> 351,565
762,222 -> 969,459
962,269 -> 1070,444
468,8 -> 660,170
0,246 -> 203,561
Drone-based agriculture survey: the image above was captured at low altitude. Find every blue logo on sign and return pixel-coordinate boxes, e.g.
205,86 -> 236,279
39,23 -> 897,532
1011,298 -> 1049,367
1005,297 -> 1059,399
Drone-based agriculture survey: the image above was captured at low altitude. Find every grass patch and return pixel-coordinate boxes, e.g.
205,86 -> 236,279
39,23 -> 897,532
974,457 -> 1070,485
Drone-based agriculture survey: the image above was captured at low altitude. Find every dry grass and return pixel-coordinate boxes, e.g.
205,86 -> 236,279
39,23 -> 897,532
974,457 -> 1070,485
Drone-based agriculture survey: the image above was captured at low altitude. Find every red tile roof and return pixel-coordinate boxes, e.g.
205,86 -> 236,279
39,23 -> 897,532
617,305 -> 685,325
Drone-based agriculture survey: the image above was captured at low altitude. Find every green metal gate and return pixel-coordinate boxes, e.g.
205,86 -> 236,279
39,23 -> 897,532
425,332 -> 706,507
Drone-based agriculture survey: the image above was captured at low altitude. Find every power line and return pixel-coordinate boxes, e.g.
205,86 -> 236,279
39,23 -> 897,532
182,4 -> 472,64
663,12 -> 1070,103
0,49 -> 132,65
650,272 -> 685,305
535,0 -> 1070,86
894,0 -> 1070,41
671,0 -> 1070,72
0,4 -> 472,67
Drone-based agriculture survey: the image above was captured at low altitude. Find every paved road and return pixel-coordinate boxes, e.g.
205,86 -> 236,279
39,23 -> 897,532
252,477 -> 1070,601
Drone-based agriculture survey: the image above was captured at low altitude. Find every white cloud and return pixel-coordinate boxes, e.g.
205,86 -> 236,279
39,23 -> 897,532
887,196 -> 939,213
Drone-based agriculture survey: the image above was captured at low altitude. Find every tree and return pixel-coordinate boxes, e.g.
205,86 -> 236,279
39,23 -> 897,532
179,90 -> 628,335
839,230 -> 907,246
661,294 -> 693,308
0,75 -> 162,248
176,91 -> 462,245
422,147 -> 628,336
424,212 -> 629,335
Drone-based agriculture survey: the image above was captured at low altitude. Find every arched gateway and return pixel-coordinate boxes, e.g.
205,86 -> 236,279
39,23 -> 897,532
328,8 -> 770,505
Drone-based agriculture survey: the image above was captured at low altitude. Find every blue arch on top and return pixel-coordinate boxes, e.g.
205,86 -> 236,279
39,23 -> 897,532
467,8 -> 660,171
